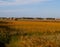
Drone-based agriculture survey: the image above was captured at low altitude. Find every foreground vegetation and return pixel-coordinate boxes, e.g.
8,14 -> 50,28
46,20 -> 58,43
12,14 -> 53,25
0,20 -> 60,47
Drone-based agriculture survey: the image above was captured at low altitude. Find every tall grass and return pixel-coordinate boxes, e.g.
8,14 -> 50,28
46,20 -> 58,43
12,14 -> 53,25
0,20 -> 60,47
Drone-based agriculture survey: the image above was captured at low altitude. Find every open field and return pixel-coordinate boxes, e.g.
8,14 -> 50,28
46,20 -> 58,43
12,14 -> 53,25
0,20 -> 60,47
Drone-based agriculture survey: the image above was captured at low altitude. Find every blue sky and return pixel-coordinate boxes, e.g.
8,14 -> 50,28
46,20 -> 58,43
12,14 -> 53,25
0,0 -> 60,18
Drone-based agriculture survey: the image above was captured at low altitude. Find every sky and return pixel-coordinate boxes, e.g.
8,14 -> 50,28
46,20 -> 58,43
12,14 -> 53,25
0,0 -> 60,18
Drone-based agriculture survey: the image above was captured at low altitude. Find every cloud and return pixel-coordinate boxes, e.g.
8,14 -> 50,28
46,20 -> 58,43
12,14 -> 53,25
0,0 -> 51,5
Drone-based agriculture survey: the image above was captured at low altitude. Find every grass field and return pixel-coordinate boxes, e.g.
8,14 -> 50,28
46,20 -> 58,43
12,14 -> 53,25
0,20 -> 60,47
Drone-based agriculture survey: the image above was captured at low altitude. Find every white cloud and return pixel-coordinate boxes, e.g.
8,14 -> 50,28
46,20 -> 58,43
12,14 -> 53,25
0,0 -> 51,5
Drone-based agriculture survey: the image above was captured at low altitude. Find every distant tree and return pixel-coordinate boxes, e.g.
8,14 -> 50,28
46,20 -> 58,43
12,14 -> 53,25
22,17 -> 34,19
36,18 -> 44,20
46,18 -> 55,20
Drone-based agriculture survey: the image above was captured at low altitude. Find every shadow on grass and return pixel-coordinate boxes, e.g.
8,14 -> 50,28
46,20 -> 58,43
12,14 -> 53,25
0,25 -> 19,47
0,42 -> 5,47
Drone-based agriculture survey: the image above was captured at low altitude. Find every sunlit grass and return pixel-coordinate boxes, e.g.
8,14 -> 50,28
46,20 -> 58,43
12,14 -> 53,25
0,20 -> 60,47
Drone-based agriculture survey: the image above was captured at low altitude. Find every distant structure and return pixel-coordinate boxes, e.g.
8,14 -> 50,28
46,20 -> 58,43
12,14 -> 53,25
0,17 -> 60,21
46,18 -> 55,20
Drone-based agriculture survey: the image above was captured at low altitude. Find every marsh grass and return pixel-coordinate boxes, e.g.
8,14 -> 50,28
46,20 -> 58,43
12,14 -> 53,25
0,21 -> 60,47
